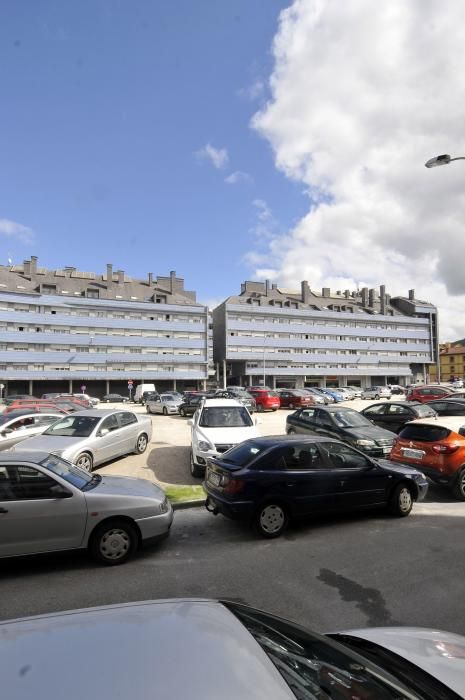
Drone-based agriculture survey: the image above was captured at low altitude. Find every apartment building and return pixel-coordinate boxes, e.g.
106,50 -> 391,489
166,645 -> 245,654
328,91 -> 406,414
0,257 -> 212,397
429,342 -> 465,382
213,280 -> 438,389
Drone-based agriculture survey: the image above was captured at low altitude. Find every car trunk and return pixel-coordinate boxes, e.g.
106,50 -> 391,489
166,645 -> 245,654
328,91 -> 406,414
205,457 -> 244,494
391,423 -> 460,470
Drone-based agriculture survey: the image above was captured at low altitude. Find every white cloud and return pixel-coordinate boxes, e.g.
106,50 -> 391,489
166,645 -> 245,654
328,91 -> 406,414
224,170 -> 253,185
195,143 -> 229,169
251,0 -> 465,340
0,218 -> 33,244
238,79 -> 265,101
249,198 -> 279,241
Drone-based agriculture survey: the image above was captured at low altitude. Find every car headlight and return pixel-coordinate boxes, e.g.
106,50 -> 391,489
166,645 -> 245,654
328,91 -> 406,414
198,440 -> 213,452
355,439 -> 376,446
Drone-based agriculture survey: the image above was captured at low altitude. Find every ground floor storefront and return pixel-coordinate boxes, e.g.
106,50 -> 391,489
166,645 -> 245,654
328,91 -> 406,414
3,377 -> 208,399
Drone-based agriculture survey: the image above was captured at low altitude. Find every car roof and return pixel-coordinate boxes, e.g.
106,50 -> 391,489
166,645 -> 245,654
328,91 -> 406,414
64,409 -> 135,418
236,434 -> 341,446
202,399 -> 243,407
407,416 -> 465,430
0,450 -> 60,464
0,600 -> 293,700
3,412 -> 62,421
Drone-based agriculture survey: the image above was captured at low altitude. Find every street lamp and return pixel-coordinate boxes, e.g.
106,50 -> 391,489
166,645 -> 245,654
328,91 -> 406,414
425,154 -> 465,168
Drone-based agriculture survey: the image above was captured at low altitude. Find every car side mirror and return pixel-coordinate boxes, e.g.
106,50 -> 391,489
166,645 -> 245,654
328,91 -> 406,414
99,428 -> 110,437
50,484 -> 73,498
1,428 -> 13,436
187,419 -> 193,427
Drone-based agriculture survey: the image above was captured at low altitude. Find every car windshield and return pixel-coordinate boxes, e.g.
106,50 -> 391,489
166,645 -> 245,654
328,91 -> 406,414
43,415 -> 101,437
227,604 -> 413,700
162,395 -> 175,402
331,410 -> 372,428
199,406 -> 253,428
416,405 -> 437,417
39,454 -> 92,489
221,440 -> 269,465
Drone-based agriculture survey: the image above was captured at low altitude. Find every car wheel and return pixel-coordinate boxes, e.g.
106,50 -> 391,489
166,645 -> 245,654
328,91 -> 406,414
287,428 -> 296,434
146,406 -> 151,414
179,407 -> 186,417
255,502 -> 288,538
135,433 -> 148,454
256,404 -> 263,413
89,519 -> 138,565
190,450 -> 204,478
163,406 -> 168,416
452,468 -> 465,500
75,452 -> 93,472
288,402 -> 294,410
388,483 -> 413,516
375,394 -> 379,399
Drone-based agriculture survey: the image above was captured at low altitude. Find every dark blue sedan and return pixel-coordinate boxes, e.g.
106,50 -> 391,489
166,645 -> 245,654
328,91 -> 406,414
204,435 -> 428,538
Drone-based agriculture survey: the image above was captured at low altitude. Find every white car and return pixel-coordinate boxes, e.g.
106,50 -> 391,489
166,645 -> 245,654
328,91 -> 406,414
188,398 -> 259,477
0,412 -> 62,451
345,385 -> 362,398
361,385 -> 392,400
336,387 -> 355,400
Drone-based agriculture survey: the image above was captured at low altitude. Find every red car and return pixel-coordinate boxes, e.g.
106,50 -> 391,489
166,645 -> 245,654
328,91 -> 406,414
277,389 -> 316,409
248,389 -> 280,412
407,385 -> 455,403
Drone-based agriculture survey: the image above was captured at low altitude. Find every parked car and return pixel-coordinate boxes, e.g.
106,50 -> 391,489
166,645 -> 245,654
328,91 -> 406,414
189,398 -> 259,477
102,393 -> 129,403
134,383 -> 156,403
213,390 -> 256,413
286,406 -> 395,457
11,409 -> 152,472
276,389 -> 316,409
0,412 -> 62,450
146,393 -> 182,415
361,401 -> 437,433
321,388 -> 344,402
205,435 -> 427,537
178,393 -> 209,417
73,393 -> 100,407
41,393 -> 63,400
345,385 -> 363,398
3,394 -> 36,406
336,387 -> 355,400
248,388 -> 280,412
452,379 -> 464,388
406,385 -> 455,403
2,598 -> 465,698
361,386 -> 392,400
140,390 -> 159,405
390,416 -> 465,499
426,397 -> 465,416
306,387 -> 333,403
388,384 -> 406,395
300,387 -> 327,404
4,400 -> 69,415
0,451 -> 172,564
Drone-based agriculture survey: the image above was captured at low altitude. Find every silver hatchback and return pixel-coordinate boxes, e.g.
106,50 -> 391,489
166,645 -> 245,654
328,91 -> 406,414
146,393 -> 182,415
9,409 -> 152,472
361,386 -> 392,400
0,452 -> 172,564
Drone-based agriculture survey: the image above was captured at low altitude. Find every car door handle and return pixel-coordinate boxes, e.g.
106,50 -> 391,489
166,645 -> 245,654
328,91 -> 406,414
0,507 -> 8,513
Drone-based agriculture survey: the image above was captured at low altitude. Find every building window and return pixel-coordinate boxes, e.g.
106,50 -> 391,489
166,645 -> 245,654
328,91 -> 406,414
87,289 -> 99,299
42,284 -> 57,294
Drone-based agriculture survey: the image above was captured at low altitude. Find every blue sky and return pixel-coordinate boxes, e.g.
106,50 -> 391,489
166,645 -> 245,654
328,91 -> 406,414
0,0 -> 306,304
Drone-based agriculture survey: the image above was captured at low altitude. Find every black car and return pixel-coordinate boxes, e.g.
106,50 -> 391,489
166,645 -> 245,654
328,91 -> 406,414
361,401 -> 437,433
204,435 -> 428,537
102,393 -> 129,403
286,406 -> 395,457
213,390 -> 256,413
178,393 -> 208,417
426,397 -> 465,416
141,390 -> 159,405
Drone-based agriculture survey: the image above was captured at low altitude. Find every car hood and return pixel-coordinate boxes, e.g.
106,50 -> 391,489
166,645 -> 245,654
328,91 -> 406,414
340,627 -> 465,696
196,426 -> 259,445
9,434 -> 86,452
341,426 -> 395,442
90,475 -> 166,500
374,459 -> 424,476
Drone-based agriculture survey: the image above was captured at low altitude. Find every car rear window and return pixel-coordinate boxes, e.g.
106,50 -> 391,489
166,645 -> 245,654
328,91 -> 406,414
398,424 -> 451,442
415,405 -> 437,417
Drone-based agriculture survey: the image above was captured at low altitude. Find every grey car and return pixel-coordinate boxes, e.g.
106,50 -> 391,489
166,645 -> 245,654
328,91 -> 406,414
0,452 -> 172,564
146,393 -> 182,415
10,409 -> 152,472
361,385 -> 392,400
0,412 -> 62,451
1,599 -> 464,698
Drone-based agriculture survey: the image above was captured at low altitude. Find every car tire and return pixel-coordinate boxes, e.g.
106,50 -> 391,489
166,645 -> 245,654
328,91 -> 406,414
256,404 -> 263,413
89,519 -> 138,566
190,450 -> 204,478
388,483 -> 413,517
287,428 -> 296,434
75,452 -> 93,472
452,468 -> 465,500
254,502 -> 288,538
288,403 -> 294,410
146,406 -> 151,414
163,407 -> 168,416
135,433 -> 148,454
179,407 -> 186,417
375,394 -> 380,399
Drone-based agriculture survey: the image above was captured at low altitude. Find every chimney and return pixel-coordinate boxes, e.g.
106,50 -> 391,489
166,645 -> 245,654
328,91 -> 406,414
64,266 -> 75,277
117,269 -> 124,285
368,288 -> 375,307
344,290 -> 350,299
23,259 -> 31,276
30,256 -> 38,275
148,272 -> 153,285
170,270 -> 176,294
272,283 -> 278,290
408,289 -> 415,301
322,287 -> 330,298
301,280 -> 311,304
361,287 -> 369,306
380,284 -> 386,314
106,264 -> 113,288
265,279 -> 271,296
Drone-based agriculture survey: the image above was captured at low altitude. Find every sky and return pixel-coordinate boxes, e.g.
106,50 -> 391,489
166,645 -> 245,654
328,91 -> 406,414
2,1 -> 465,339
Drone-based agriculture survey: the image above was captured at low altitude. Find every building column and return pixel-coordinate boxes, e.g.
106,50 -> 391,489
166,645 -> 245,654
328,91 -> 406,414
202,379 -> 207,390
106,379 -> 110,394
249,375 -> 252,387
69,379 -> 73,393
272,376 -> 276,389
222,360 -> 226,389
28,380 -> 33,396
216,363 -> 220,383
173,379 -> 177,391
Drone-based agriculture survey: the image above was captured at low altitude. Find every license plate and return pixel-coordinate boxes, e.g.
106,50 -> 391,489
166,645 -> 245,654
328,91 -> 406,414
401,448 -> 425,460
208,472 -> 221,486
382,447 -> 392,454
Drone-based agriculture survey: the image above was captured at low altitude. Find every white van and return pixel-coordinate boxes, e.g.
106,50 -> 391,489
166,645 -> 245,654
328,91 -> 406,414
134,383 -> 156,403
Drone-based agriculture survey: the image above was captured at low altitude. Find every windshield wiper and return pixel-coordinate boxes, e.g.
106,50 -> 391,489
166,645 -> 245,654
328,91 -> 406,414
82,474 -> 102,490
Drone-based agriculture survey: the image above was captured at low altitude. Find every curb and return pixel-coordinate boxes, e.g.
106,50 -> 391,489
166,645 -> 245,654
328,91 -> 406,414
172,499 -> 206,511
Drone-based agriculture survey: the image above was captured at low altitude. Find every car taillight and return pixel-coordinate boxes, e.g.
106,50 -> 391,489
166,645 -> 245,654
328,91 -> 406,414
432,444 -> 459,454
223,479 -> 245,495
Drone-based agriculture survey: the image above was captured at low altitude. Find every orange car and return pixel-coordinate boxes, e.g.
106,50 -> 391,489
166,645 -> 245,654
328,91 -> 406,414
390,416 -> 465,499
